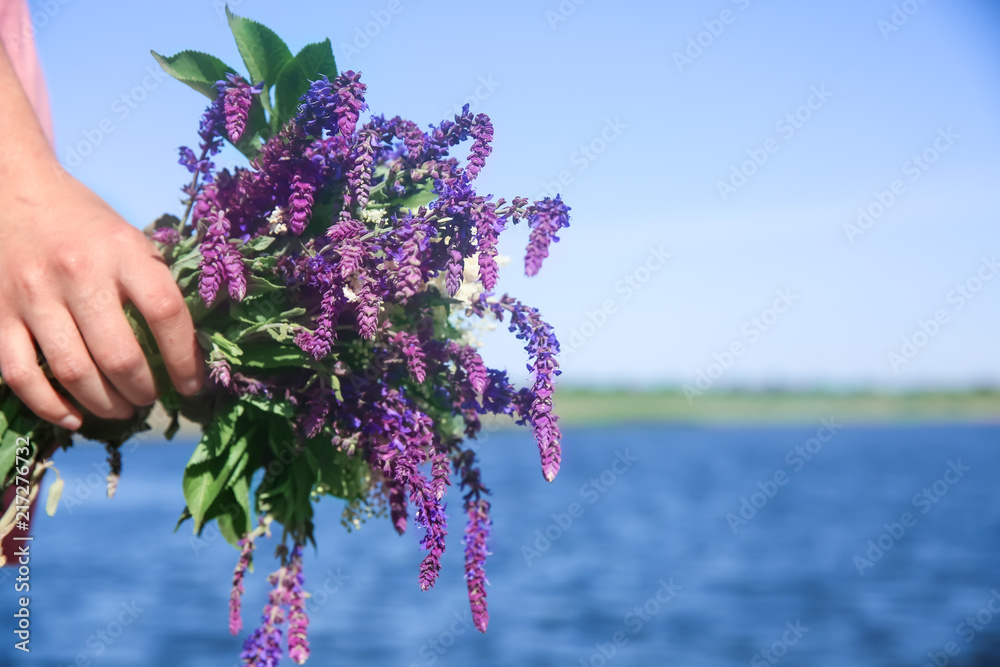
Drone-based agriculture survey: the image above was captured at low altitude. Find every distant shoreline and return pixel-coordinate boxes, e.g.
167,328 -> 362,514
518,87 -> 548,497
147,390 -> 1000,442
551,389 -> 1000,426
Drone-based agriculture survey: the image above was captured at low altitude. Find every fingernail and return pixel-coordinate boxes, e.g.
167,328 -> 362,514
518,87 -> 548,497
182,378 -> 202,395
60,415 -> 83,431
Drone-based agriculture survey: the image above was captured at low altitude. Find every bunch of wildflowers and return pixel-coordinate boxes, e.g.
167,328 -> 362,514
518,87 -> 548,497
0,12 -> 572,665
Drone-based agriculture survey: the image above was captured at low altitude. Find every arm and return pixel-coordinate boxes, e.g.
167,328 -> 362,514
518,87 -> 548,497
0,38 -> 204,429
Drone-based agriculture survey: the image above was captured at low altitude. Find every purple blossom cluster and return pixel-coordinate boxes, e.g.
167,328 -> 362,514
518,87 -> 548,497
240,545 -> 309,667
229,536 -> 255,635
172,66 -> 571,663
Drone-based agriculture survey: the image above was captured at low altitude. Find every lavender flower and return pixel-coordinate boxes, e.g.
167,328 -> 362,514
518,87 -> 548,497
475,294 -> 562,482
285,545 -> 310,665
229,537 -> 254,635
393,331 -> 427,383
445,249 -> 464,297
472,198 -> 503,291
240,566 -> 288,667
342,124 -> 378,215
525,195 -> 571,277
209,351 -> 232,389
466,114 -> 493,179
451,343 -> 488,394
464,499 -> 491,633
150,227 -> 180,245
337,240 -> 365,280
357,278 -> 380,340
287,174 -> 315,235
295,284 -> 344,360
298,71 -> 367,139
388,480 -> 408,535
221,74 -> 263,143
333,70 -> 367,138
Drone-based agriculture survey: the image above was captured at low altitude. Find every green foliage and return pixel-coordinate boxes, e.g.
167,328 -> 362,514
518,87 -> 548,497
150,50 -> 239,98
153,8 -> 339,159
225,7 -> 293,111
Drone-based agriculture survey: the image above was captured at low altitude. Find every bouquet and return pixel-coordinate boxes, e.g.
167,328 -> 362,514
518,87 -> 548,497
0,9 -> 570,664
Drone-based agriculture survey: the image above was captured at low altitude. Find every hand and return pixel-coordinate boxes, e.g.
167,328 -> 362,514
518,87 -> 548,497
0,162 -> 204,429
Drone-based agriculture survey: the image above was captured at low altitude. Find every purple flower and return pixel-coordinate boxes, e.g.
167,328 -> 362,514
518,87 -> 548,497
425,105 -> 476,159
430,446 -> 451,501
178,146 -> 214,178
298,71 -> 367,139
198,88 -> 227,155
392,220 -> 427,302
229,537 -> 254,635
151,227 -> 180,245
464,499 -> 491,633
525,195 -> 571,277
327,218 -> 366,242
240,567 -> 288,667
385,116 -> 426,161
445,249 -> 464,297
414,475 -> 448,591
295,284 -> 344,360
472,198 -> 503,291
388,480 -> 408,535
466,114 -> 493,179
198,210 -> 248,305
342,124 -> 379,215
299,391 -> 331,438
209,353 -> 232,389
392,331 -> 427,383
333,70 -> 367,138
285,545 -> 310,665
474,295 -> 562,482
337,240 -> 365,280
364,389 -> 448,589
450,342 -> 488,394
357,278 -> 380,340
288,174 -> 315,235
221,74 -> 263,143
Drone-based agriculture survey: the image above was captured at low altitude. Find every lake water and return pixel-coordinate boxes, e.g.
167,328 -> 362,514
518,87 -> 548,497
2,422 -> 999,666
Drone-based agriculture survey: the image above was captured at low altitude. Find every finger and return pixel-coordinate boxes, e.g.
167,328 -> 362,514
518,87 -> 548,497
69,285 -> 158,406
120,254 -> 203,396
0,320 -> 83,430
26,308 -> 135,420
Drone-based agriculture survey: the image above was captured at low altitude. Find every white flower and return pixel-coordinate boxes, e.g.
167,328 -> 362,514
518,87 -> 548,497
268,206 -> 288,235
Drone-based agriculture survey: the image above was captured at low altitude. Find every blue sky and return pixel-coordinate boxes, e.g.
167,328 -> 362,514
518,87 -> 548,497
26,0 -> 1000,389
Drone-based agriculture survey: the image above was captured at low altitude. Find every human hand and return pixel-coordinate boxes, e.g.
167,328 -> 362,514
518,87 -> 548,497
0,161 -> 204,430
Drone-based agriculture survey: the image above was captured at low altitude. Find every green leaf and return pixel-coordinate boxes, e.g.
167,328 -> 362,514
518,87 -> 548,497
0,430 -> 22,488
214,473 -> 253,547
244,235 -> 277,254
273,40 -> 338,127
182,398 -> 244,530
226,7 -> 292,103
151,49 -> 240,99
241,395 -> 296,421
210,333 -> 244,359
395,185 -> 438,211
251,255 -> 280,273
266,323 -> 291,342
237,343 -> 313,370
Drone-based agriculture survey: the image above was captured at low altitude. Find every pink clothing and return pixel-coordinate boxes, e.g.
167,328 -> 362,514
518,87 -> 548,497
0,0 -> 53,144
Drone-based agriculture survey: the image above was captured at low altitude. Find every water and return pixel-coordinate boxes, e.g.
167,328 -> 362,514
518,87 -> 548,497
2,423 -> 999,666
